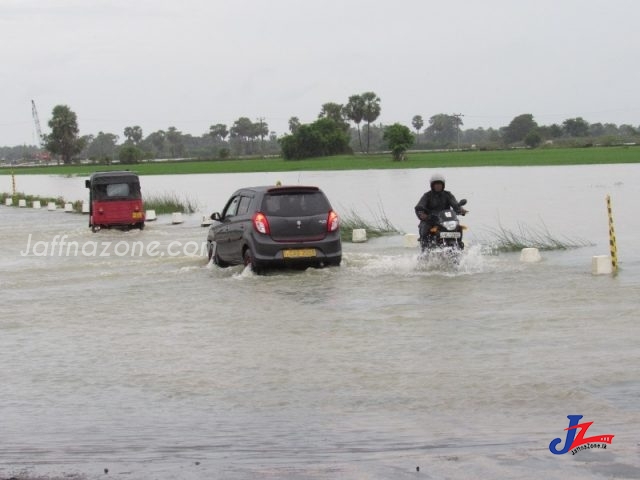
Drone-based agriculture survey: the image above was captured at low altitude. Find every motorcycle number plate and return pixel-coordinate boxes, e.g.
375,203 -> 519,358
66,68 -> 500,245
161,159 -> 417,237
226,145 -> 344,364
440,232 -> 461,239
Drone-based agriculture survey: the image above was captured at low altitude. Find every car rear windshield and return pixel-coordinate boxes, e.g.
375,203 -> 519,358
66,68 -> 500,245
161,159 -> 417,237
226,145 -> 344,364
262,192 -> 330,216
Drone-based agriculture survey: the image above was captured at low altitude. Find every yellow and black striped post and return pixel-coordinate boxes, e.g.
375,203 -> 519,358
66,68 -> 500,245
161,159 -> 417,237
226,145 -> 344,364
11,169 -> 16,195
606,195 -> 618,273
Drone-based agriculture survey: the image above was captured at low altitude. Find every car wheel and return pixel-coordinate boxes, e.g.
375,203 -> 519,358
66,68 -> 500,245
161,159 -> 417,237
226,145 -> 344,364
214,251 -> 229,267
208,241 -> 228,267
243,247 -> 262,274
327,256 -> 342,267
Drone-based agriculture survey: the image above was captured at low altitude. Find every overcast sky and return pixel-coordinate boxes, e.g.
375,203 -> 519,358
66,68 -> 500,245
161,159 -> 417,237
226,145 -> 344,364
2,0 -> 639,146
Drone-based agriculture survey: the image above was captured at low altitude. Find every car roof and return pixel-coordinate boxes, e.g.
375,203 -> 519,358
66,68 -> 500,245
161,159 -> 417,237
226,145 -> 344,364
236,185 -> 322,195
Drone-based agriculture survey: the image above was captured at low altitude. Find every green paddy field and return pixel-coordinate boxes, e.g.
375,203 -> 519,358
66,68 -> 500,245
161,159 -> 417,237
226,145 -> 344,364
2,146 -> 639,176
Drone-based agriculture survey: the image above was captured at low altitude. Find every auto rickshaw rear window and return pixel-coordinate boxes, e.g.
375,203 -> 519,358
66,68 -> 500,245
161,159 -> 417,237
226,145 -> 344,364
107,183 -> 130,197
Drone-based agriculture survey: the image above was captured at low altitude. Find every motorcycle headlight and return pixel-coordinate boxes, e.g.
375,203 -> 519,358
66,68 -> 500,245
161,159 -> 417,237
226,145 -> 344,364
442,220 -> 458,231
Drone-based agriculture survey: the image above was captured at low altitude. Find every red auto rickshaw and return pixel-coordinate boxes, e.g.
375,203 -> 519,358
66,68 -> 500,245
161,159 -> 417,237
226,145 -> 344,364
85,171 -> 145,232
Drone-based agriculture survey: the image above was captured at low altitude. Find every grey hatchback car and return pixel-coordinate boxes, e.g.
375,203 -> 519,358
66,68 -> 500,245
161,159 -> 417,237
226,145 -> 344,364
206,185 -> 342,272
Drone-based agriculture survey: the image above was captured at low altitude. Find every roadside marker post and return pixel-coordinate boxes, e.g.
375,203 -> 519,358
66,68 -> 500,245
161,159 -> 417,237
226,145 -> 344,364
606,195 -> 618,274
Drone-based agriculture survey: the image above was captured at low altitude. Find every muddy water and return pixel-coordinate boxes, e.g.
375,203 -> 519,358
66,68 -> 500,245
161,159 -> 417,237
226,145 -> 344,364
1,165 -> 639,479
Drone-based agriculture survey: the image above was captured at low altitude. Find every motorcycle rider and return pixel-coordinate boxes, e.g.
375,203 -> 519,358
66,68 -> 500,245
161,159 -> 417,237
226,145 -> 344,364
415,173 -> 468,240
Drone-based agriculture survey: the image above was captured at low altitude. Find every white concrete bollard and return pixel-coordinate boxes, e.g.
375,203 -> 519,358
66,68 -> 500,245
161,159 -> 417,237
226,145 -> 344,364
145,209 -> 157,221
404,233 -> 419,248
352,228 -> 367,243
18,199 -> 27,208
64,202 -> 74,213
47,202 -> 56,211
520,247 -> 542,263
592,255 -> 613,275
32,200 -> 41,209
81,201 -> 90,214
5,198 -> 12,206
171,212 -> 184,224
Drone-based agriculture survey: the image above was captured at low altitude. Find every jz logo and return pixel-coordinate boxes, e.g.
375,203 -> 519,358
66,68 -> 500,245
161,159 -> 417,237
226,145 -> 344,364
549,415 -> 614,455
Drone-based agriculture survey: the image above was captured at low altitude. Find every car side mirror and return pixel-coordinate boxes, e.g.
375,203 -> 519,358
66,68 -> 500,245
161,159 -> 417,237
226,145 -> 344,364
458,199 -> 467,206
210,212 -> 222,221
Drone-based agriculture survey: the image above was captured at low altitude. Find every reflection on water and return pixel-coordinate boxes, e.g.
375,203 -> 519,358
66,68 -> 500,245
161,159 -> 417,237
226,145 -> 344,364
1,165 -> 639,479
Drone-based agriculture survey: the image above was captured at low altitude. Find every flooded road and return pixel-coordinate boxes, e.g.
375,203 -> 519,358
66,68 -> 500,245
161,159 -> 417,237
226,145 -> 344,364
1,165 -> 639,479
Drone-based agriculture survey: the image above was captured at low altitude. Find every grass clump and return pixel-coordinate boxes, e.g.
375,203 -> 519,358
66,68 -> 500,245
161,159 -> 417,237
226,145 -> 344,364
1,191 -> 68,207
144,192 -> 198,214
478,222 -> 593,253
339,204 -> 401,241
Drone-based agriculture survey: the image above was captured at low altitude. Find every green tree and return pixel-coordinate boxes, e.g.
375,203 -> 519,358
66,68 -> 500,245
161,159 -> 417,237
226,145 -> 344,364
253,118 -> 269,152
319,102 -> 348,132
118,144 -> 144,164
230,117 -> 255,154
362,91 -> 381,153
589,123 -> 605,137
279,118 -> 351,160
383,123 -> 414,161
123,125 -> 143,145
143,130 -> 166,157
344,94 -> 365,152
165,126 -> 184,158
425,114 -> 457,146
86,131 -> 119,163
209,123 -> 229,141
562,117 -> 589,138
524,130 -> 542,148
411,115 -> 424,141
288,116 -> 301,134
619,124 -> 637,138
504,114 -> 538,144
44,105 -> 85,164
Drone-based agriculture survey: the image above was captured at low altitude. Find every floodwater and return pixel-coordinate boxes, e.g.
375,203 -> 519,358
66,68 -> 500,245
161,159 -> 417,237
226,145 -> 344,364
1,165 -> 639,479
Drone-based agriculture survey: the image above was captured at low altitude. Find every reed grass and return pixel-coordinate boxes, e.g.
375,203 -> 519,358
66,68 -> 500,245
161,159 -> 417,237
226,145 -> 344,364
339,204 -> 401,241
143,192 -> 199,214
478,222 -> 593,252
0,191 -> 67,207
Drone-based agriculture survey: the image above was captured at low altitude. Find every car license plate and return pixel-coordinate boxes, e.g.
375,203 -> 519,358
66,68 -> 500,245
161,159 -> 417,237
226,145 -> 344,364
440,231 -> 461,239
283,248 -> 316,258
132,212 -> 143,219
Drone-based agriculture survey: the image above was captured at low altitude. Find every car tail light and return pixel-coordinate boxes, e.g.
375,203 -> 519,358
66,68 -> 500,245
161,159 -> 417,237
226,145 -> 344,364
252,212 -> 270,235
327,210 -> 339,232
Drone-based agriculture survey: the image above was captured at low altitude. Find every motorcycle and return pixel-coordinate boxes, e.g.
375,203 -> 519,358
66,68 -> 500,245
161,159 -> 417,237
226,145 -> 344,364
419,199 -> 468,256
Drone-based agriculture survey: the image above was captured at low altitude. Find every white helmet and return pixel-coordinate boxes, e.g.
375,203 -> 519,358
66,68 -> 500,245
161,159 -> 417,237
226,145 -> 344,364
430,173 -> 445,189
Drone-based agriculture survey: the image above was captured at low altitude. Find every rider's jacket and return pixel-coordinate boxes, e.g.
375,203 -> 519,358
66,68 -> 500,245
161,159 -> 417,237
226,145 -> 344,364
415,189 -> 463,219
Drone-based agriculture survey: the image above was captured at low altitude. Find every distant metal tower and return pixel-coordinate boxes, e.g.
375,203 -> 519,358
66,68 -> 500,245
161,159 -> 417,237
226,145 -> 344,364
31,100 -> 51,162
31,99 -> 44,147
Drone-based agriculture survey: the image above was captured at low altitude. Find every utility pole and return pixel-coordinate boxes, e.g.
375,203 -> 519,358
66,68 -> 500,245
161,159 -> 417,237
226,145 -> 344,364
452,113 -> 464,150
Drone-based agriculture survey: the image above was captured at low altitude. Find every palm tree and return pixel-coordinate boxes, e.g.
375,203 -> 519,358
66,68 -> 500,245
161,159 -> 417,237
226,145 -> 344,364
412,115 -> 424,142
344,94 -> 365,153
361,92 -> 381,153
